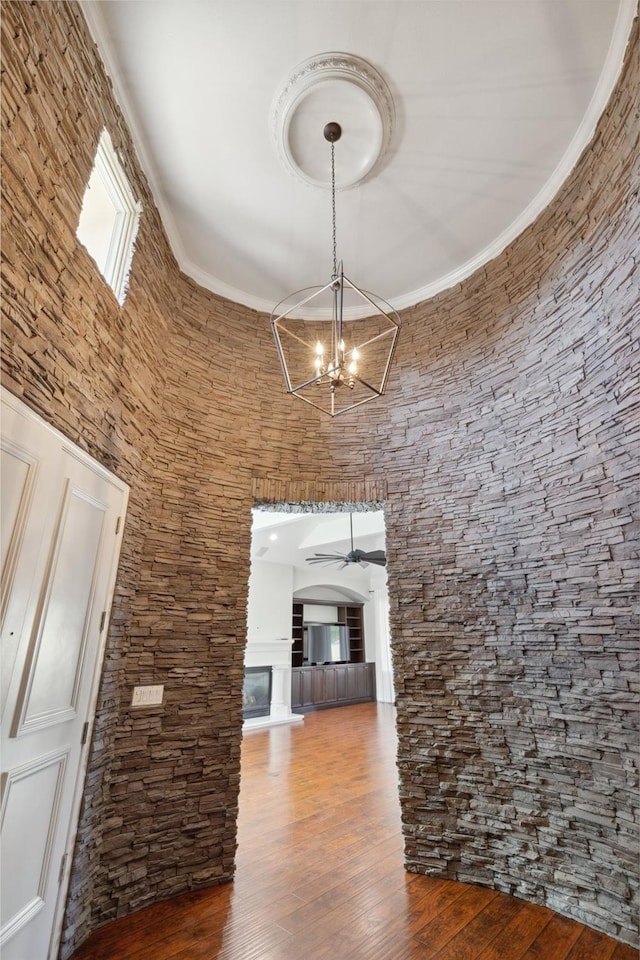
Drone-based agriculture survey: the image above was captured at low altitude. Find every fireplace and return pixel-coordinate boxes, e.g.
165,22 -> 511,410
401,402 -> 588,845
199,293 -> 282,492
242,666 -> 272,720
242,638 -> 303,729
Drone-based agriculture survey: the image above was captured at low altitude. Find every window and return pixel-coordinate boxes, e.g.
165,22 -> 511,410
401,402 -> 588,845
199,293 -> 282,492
76,129 -> 141,305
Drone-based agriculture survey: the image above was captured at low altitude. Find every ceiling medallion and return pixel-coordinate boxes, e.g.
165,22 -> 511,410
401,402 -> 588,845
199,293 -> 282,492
272,52 -> 395,189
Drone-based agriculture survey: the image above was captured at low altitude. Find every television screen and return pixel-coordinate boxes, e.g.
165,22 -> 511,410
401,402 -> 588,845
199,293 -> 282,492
305,623 -> 350,664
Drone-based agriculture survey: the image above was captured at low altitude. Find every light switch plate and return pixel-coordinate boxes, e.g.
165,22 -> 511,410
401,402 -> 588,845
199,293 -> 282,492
131,684 -> 164,707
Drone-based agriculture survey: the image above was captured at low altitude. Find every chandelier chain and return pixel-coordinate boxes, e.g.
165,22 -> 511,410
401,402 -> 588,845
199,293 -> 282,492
331,140 -> 337,279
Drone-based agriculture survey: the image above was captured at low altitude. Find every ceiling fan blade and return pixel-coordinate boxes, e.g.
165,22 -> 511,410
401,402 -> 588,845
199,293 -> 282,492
307,553 -> 347,559
306,553 -> 348,564
358,550 -> 387,566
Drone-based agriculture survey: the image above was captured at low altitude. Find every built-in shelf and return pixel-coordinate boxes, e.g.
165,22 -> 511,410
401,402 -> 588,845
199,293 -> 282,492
292,601 -> 304,667
341,605 -> 364,663
291,601 -> 364,667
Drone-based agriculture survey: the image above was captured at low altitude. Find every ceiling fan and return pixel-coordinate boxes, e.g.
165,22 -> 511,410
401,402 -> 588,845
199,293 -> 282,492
306,514 -> 386,568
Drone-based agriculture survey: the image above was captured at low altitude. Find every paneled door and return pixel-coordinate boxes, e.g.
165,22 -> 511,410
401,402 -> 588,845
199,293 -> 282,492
1,389 -> 129,960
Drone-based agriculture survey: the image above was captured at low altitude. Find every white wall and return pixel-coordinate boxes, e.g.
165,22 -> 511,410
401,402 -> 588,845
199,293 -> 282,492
369,587 -> 394,703
292,565 -> 371,601
246,560 -> 293,641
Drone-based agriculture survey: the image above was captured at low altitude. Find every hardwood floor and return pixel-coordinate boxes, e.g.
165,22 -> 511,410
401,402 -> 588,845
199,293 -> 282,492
71,703 -> 638,960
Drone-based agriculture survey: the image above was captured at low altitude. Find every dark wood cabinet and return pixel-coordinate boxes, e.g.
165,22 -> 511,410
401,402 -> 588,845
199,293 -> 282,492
291,662 -> 376,712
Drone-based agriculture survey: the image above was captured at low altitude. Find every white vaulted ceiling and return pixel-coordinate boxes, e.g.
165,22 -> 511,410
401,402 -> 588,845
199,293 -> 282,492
81,1 -> 634,315
250,510 -> 386,571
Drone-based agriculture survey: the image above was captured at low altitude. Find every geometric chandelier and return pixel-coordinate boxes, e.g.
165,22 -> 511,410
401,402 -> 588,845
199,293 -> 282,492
271,120 -> 400,417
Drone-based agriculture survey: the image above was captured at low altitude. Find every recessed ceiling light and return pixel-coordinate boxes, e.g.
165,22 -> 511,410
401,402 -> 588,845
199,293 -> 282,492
269,533 -> 278,541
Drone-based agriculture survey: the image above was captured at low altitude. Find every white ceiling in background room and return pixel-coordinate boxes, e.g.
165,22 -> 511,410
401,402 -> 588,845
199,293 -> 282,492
250,510 -> 386,574
81,1 -> 635,315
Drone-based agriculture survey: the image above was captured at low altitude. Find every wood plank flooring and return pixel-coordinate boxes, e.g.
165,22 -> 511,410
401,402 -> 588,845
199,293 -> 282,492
71,703 -> 638,960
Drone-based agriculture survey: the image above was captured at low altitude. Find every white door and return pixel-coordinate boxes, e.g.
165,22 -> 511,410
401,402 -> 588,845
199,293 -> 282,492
1,389 -> 129,960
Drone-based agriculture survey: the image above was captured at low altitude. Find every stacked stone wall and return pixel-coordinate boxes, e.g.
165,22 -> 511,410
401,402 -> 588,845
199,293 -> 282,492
1,1 -> 637,952
0,2 -> 330,952
335,19 -> 638,942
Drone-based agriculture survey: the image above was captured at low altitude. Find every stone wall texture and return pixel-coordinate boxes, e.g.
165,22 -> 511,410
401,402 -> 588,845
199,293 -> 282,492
1,1 -> 638,954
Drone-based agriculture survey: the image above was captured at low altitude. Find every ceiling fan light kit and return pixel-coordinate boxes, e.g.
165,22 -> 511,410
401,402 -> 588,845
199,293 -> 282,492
271,53 -> 400,418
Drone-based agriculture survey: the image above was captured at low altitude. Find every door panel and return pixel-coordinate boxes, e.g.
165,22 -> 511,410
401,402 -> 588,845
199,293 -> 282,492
300,668 -> 313,706
0,390 -> 128,960
1,443 -> 39,712
20,484 -> 107,732
0,443 -> 36,591
0,751 -> 67,945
